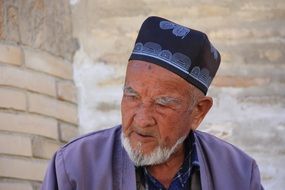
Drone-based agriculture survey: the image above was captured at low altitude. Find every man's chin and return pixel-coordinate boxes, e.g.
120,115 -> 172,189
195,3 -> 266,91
121,133 -> 187,166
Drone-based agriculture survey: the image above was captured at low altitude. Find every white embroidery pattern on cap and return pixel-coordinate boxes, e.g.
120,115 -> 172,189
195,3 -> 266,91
132,42 -> 212,88
159,21 -> 190,39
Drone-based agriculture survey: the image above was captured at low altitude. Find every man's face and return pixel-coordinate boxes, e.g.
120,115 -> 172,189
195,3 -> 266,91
121,60 -> 196,161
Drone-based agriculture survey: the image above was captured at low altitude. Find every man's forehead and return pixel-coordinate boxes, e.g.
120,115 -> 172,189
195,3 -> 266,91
126,61 -> 182,83
127,60 -> 155,70
128,61 -> 153,70
125,60 -> 194,94
127,60 -> 179,78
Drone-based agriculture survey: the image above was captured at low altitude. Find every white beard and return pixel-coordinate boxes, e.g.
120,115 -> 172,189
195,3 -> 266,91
121,133 -> 187,166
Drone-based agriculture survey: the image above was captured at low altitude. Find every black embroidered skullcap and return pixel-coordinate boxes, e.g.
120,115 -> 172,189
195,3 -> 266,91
129,16 -> 221,94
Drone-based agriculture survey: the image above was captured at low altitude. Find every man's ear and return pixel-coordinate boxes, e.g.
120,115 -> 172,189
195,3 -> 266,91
190,96 -> 213,130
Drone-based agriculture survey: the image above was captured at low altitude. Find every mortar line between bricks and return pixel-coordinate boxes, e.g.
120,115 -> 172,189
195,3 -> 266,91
0,129 -> 59,142
21,65 -> 74,81
55,81 -> 78,103
20,45 -> 74,63
0,176 -> 43,185
27,110 -> 78,126
0,84 -> 57,100
0,107 -> 78,126
25,89 -> 29,113
0,84 -> 78,104
0,154 -> 50,163
0,62 -> 74,83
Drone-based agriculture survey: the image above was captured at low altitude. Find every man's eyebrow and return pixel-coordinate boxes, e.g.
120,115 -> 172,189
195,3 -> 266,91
155,96 -> 181,105
123,86 -> 139,95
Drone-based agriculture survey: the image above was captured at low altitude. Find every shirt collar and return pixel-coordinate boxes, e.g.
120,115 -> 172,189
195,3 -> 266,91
140,131 -> 199,189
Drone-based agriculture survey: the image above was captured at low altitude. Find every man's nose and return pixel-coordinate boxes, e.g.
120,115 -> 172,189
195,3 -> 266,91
133,103 -> 156,127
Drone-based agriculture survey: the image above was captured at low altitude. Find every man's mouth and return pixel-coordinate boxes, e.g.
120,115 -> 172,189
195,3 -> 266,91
131,131 -> 154,142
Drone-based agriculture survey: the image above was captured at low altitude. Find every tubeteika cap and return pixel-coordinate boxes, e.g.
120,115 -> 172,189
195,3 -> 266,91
129,16 -> 221,94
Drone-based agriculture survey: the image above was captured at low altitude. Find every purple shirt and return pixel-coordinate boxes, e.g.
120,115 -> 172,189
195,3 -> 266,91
41,125 -> 264,190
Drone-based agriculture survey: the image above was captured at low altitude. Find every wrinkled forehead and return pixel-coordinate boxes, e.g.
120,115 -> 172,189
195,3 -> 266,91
125,60 -> 195,94
126,60 -> 183,80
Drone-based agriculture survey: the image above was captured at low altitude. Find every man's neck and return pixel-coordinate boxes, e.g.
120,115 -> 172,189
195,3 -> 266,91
146,144 -> 185,188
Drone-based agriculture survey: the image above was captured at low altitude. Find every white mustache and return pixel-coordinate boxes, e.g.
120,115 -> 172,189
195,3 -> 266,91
130,125 -> 156,137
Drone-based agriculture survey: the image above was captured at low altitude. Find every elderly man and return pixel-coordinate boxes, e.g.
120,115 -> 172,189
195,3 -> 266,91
42,16 -> 264,190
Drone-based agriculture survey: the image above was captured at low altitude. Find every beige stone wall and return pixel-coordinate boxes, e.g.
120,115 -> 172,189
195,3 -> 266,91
0,0 -> 78,189
71,0 -> 285,189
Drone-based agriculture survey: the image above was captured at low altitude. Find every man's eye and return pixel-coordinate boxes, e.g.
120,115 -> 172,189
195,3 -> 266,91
124,94 -> 138,100
156,102 -> 168,108
155,97 -> 181,110
155,100 -> 169,107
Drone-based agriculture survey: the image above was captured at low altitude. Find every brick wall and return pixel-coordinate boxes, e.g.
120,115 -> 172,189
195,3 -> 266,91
0,44 -> 78,189
0,1 -> 78,189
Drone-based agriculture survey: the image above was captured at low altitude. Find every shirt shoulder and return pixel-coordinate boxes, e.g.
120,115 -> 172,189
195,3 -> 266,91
194,130 -> 260,189
54,125 -> 123,169
194,130 -> 253,161
60,125 -> 122,151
